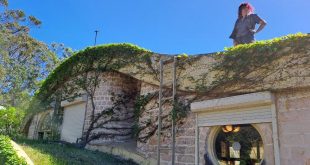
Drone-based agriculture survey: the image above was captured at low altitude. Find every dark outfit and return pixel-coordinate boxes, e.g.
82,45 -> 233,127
229,14 -> 263,44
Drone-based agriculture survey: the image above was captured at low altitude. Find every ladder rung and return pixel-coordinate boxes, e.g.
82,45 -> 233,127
162,58 -> 174,64
160,147 -> 172,150
163,65 -> 174,69
163,81 -> 173,86
162,96 -> 173,101
163,84 -> 173,88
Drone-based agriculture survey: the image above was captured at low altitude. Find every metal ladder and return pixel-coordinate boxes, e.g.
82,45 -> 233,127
157,56 -> 177,165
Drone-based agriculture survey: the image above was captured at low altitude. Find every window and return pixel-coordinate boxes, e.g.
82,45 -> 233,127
215,124 -> 264,165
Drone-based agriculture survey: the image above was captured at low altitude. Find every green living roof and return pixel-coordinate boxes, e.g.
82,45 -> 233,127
36,33 -> 310,102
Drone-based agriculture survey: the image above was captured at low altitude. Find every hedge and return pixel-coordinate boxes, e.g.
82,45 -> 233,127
0,135 -> 27,165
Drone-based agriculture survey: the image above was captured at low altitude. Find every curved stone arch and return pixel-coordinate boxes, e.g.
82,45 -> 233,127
252,123 -> 275,165
204,124 -> 269,165
37,112 -> 52,132
35,110 -> 53,139
22,117 -> 33,136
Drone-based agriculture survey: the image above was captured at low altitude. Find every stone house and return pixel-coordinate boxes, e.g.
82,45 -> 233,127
26,34 -> 310,165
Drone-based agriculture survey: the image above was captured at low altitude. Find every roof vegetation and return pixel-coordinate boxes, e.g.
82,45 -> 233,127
33,33 -> 309,109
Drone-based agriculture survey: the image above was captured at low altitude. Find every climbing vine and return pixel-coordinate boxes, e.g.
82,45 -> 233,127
26,33 -> 310,145
132,92 -> 157,139
132,90 -> 192,143
25,43 -> 155,123
36,43 -> 152,102
190,33 -> 310,95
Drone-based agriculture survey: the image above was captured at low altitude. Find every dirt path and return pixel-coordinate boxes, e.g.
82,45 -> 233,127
10,140 -> 34,165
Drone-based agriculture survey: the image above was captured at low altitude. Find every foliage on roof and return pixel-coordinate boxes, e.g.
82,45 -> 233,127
33,33 -> 310,109
190,33 -> 310,94
220,33 -> 308,59
36,43 -> 152,101
25,33 -> 310,144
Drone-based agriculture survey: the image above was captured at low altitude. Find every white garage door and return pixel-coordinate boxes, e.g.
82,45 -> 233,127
61,103 -> 86,143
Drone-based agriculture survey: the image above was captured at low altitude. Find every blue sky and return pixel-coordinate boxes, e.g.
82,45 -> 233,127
9,0 -> 310,55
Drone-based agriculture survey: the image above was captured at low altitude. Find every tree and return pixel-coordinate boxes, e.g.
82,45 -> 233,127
0,107 -> 24,136
0,0 -> 58,108
50,42 -> 74,61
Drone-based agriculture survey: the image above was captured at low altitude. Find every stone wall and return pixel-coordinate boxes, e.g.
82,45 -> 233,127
27,112 -> 43,139
195,88 -> 310,165
27,110 -> 53,139
119,35 -> 310,95
27,76 -> 310,165
137,82 -> 197,165
275,88 -> 310,165
137,87 -> 310,165
254,123 -> 275,165
25,34 -> 310,164
136,83 -> 278,165
83,71 -> 140,144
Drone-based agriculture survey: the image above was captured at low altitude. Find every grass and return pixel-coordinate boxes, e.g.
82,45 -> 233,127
15,138 -> 138,165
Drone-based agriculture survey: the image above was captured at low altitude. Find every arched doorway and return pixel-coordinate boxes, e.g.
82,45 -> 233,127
37,112 -> 52,140
214,124 -> 264,165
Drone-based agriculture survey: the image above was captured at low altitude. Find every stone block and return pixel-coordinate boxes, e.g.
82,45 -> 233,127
176,137 -> 195,146
287,96 -> 310,111
280,134 -> 304,146
177,155 -> 195,163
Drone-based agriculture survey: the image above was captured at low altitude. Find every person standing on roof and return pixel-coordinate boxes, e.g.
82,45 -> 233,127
229,2 -> 267,46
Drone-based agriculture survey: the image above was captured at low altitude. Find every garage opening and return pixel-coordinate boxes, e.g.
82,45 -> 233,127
60,103 -> 86,143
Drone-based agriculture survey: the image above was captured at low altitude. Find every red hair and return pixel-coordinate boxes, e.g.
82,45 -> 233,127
238,2 -> 255,18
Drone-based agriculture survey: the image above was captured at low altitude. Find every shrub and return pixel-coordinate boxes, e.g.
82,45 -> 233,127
0,135 -> 27,165
0,107 -> 24,137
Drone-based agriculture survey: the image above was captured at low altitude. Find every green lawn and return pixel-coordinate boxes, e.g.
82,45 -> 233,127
15,138 -> 138,165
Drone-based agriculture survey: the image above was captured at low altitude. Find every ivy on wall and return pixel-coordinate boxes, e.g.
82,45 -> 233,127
26,33 -> 310,143
37,43 -> 151,101
33,33 -> 310,110
190,33 -> 309,95
25,43 -> 154,119
132,90 -> 192,143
